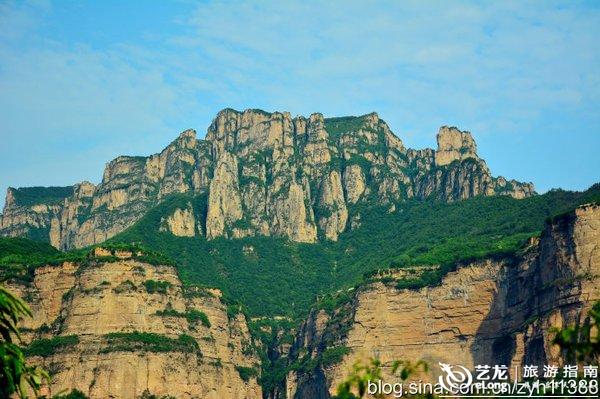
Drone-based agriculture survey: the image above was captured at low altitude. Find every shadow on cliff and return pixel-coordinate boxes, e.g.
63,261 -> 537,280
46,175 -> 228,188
470,211 -> 589,371
470,255 -> 527,369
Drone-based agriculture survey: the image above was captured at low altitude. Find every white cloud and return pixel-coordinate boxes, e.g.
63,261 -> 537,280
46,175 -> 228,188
0,0 -> 598,208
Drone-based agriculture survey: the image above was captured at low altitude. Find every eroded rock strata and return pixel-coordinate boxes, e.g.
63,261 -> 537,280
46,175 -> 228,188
9,249 -> 261,399
0,109 -> 534,249
286,203 -> 599,399
4,204 -> 596,399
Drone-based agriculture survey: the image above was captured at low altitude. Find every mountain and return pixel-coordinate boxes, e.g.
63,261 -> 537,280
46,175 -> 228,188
109,184 -> 599,318
1,107 -> 598,399
284,203 -> 600,398
2,203 -> 598,398
0,109 -> 534,249
4,245 -> 261,398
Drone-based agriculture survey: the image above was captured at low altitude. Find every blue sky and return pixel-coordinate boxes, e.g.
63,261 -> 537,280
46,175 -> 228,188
1,0 -> 599,208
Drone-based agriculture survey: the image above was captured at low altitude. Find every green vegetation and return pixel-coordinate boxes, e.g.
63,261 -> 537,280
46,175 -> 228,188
10,186 -> 74,206
0,237 -> 60,282
52,389 -> 89,399
138,389 -> 176,399
0,238 -> 173,284
244,317 -> 295,393
0,285 -> 50,398
110,184 -> 600,318
324,115 -> 366,140
287,346 -> 351,375
186,309 -> 211,327
23,335 -> 80,357
95,242 -> 175,266
334,358 -> 432,399
235,365 -> 259,382
552,301 -> 599,365
100,331 -> 200,355
1,184 -> 598,319
143,279 -> 172,294
321,346 -> 351,367
155,308 -> 211,328
0,236 -> 59,261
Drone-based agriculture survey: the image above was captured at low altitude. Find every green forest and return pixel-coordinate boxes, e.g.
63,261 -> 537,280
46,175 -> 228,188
110,183 -> 599,318
1,184 -> 599,320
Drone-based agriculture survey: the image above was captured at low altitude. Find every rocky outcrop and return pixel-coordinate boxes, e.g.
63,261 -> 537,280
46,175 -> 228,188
206,151 -> 243,239
317,171 -> 348,241
9,250 -> 261,399
285,203 -> 599,399
434,126 -> 478,166
159,204 -> 197,237
271,182 -> 317,243
0,109 -> 535,249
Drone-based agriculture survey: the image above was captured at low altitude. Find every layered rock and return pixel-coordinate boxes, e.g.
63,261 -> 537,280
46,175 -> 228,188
9,249 -> 261,399
159,204 -> 197,237
206,151 -> 243,239
285,203 -> 599,399
0,109 -> 535,249
434,126 -> 478,166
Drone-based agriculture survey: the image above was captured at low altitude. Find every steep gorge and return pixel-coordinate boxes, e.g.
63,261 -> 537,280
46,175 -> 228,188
285,203 -> 600,399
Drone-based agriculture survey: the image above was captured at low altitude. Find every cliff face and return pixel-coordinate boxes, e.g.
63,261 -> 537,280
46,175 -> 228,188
286,203 -> 600,399
8,249 -> 261,399
0,109 -> 534,249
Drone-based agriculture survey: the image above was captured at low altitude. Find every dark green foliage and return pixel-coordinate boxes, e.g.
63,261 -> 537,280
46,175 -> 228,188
154,308 -> 182,317
52,389 -> 89,399
552,301 -> 600,364
0,237 -> 59,260
186,309 -> 211,327
226,304 -> 243,320
10,186 -> 74,207
321,346 -> 351,367
0,238 -> 172,284
324,115 -> 367,140
0,237 -> 60,282
111,185 -> 600,318
285,346 -> 351,379
100,331 -> 200,354
394,266 -> 454,290
155,308 -> 211,328
1,284 -> 50,397
23,335 -> 80,357
235,365 -> 259,382
137,389 -> 177,399
246,318 -> 296,393
143,280 -> 172,294
316,290 -> 355,315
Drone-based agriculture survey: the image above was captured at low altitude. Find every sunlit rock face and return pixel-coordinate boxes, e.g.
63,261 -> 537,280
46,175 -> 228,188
285,203 -> 599,399
8,250 -> 262,399
0,109 -> 534,249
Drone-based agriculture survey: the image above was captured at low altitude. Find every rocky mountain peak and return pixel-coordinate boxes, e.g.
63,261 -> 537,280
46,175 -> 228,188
435,125 -> 479,166
0,108 -> 536,249
4,188 -> 16,209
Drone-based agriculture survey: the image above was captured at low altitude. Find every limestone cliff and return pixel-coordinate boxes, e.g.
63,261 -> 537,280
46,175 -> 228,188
0,109 -> 535,249
8,249 -> 261,399
285,203 -> 599,399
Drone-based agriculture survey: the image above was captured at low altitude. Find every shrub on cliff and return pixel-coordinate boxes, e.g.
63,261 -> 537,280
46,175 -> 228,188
0,285 -> 50,398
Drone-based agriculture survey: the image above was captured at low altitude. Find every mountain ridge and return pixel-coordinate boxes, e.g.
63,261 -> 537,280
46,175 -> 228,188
0,108 -> 534,250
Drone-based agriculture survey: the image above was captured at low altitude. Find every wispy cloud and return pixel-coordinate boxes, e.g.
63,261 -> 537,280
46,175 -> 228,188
0,0 -> 598,207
